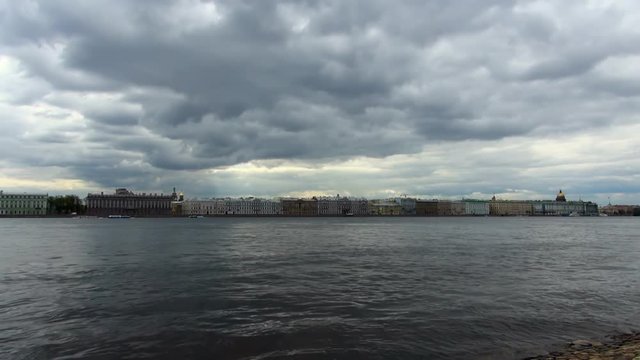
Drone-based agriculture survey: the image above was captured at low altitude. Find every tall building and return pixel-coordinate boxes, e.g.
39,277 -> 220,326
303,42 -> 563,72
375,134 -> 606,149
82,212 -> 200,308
86,188 -> 177,217
0,191 -> 48,216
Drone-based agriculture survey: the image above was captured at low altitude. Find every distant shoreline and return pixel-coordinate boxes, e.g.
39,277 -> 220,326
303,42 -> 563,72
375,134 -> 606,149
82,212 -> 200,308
0,214 -> 629,219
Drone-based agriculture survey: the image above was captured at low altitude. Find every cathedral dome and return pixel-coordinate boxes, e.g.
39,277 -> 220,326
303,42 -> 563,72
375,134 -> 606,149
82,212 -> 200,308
556,189 -> 566,202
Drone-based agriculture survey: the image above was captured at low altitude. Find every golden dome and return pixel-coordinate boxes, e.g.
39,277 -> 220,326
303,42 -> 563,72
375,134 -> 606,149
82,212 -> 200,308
556,189 -> 566,202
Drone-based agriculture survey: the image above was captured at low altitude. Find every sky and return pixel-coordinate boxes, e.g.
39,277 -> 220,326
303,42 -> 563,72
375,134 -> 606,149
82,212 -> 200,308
1,0 -> 639,204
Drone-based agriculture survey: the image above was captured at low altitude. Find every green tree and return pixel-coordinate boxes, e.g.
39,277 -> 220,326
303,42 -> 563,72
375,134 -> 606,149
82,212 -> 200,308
47,195 -> 87,215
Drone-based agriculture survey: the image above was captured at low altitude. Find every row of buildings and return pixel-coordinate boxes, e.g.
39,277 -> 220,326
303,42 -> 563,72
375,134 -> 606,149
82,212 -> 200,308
0,188 -> 618,217
600,205 -> 640,216
169,190 -> 600,217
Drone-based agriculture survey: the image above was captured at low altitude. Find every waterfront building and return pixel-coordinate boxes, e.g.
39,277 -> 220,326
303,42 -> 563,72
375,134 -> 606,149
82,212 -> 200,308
530,191 -> 599,216
489,200 -> 534,216
415,200 -> 438,216
0,190 -> 48,216
225,198 -> 247,215
182,197 -> 282,216
464,200 -> 490,216
585,202 -> 599,216
435,201 -> 465,216
243,198 -> 282,216
368,199 -> 403,216
396,197 -> 417,215
281,198 -> 318,216
86,188 -> 177,217
317,196 -> 370,216
317,196 -> 340,216
532,201 -> 596,216
182,198 -> 226,216
350,198 -> 370,216
437,201 -> 451,216
600,205 -> 637,216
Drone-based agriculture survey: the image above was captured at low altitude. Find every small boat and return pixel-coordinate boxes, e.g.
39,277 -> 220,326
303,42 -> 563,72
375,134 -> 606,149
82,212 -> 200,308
344,212 -> 354,217
569,212 -> 580,217
189,215 -> 204,218
107,215 -> 131,219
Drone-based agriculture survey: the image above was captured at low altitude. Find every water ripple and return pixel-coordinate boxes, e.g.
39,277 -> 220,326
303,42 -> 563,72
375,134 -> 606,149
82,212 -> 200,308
1,217 -> 639,359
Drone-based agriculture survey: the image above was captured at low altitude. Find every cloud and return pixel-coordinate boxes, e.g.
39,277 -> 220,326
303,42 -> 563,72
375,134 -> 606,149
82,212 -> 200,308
0,0 -> 639,203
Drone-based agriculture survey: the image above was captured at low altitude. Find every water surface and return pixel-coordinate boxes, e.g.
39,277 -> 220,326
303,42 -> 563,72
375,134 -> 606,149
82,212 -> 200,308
1,217 -> 639,359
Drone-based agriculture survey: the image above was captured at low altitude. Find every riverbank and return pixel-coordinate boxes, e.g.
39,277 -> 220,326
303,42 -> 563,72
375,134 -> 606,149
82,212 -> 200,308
525,332 -> 640,359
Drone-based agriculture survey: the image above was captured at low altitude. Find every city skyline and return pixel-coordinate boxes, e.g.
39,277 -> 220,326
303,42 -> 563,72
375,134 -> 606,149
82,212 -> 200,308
1,1 -> 640,204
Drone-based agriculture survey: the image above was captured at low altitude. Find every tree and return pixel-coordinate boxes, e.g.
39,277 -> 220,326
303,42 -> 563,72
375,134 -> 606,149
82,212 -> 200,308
47,195 -> 87,215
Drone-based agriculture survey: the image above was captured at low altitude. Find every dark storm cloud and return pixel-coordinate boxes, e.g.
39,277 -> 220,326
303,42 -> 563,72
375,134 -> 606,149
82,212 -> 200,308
1,0 -> 640,194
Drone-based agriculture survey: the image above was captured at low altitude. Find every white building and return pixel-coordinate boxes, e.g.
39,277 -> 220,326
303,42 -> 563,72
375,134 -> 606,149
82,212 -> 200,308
0,191 -> 48,216
182,199 -> 226,216
464,201 -> 490,216
245,198 -> 282,216
182,198 -> 282,216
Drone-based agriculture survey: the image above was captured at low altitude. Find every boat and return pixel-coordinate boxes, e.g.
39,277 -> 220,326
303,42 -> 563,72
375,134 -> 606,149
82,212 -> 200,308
569,211 -> 581,217
107,215 -> 131,219
189,215 -> 204,218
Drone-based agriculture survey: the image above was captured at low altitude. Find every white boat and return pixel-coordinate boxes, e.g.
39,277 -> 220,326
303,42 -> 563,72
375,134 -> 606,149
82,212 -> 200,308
107,215 -> 131,219
569,211 -> 580,217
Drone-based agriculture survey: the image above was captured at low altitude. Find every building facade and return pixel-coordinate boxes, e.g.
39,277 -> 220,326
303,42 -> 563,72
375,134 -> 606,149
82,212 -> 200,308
489,200 -> 534,216
369,200 -> 404,216
531,201 -> 598,216
317,196 -> 368,216
86,188 -> 176,217
600,205 -> 639,216
416,200 -> 438,216
181,198 -> 282,216
396,198 -> 416,215
350,198 -> 370,216
0,191 -> 48,216
464,200 -> 490,216
281,198 -> 318,216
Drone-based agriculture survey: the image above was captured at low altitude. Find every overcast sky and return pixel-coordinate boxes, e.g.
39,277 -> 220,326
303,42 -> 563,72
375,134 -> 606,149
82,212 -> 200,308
1,0 -> 639,204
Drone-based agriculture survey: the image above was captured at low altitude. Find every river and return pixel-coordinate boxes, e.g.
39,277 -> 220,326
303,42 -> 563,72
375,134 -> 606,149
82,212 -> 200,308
1,217 -> 639,359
